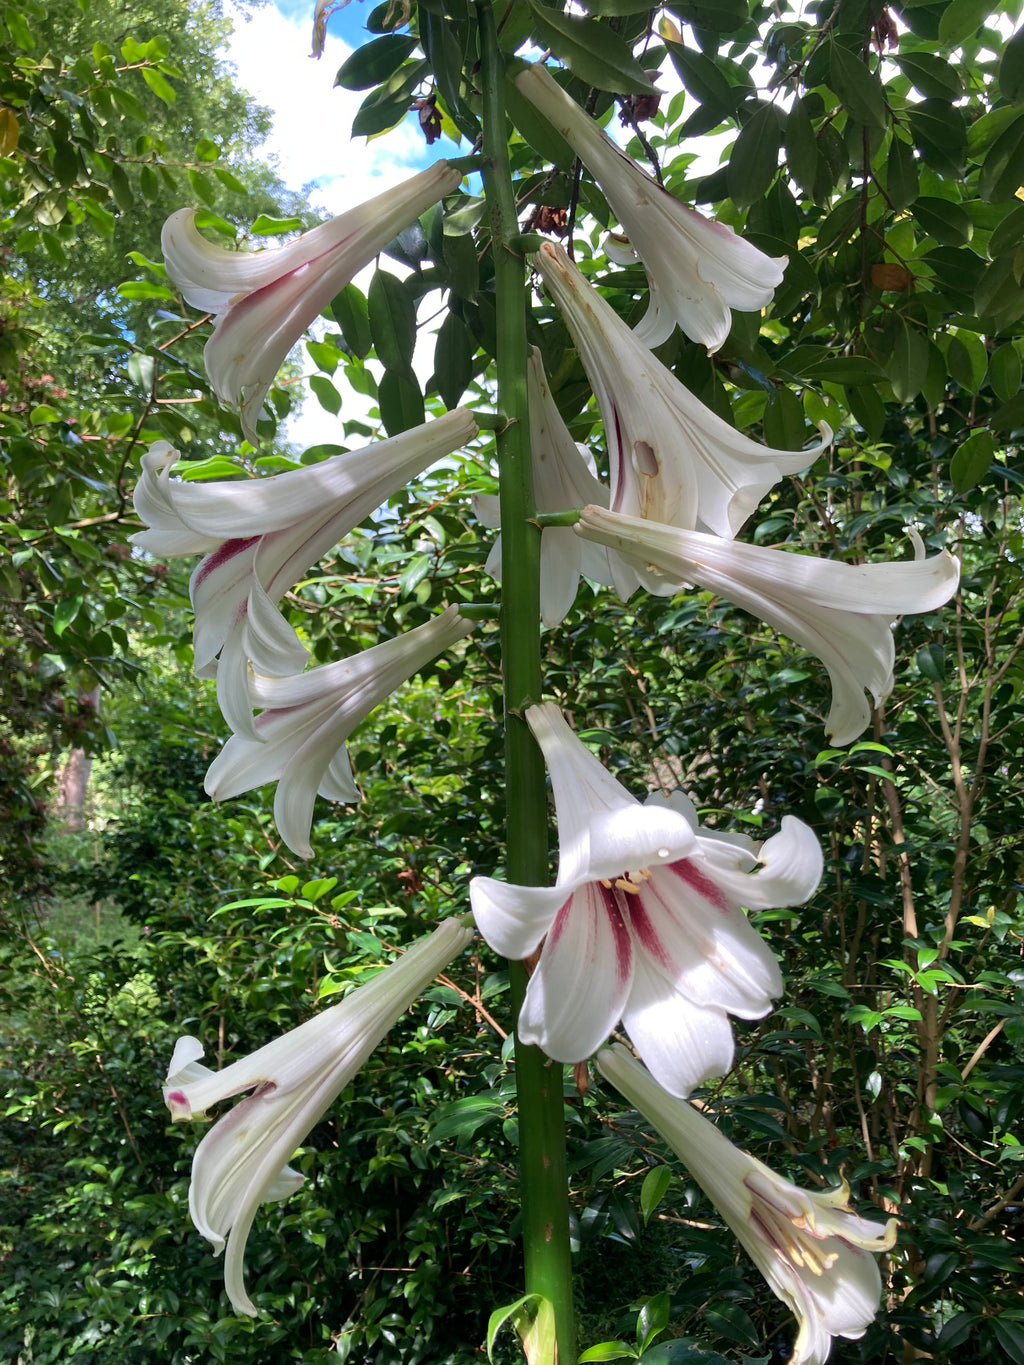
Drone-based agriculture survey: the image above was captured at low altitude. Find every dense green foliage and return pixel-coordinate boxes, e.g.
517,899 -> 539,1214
3,0 -> 1024,1362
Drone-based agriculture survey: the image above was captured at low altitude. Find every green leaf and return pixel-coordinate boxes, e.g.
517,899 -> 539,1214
195,137 -> 220,161
950,429 -> 995,492
667,42 -> 741,127
916,642 -> 947,681
29,404 -> 61,425
946,331 -> 987,394
989,343 -> 1022,403
127,353 -> 155,390
309,374 -> 342,415
442,229 -> 479,301
908,99 -> 967,177
828,44 -> 888,129
703,1303 -> 760,1349
639,1165 -> 672,1225
992,1317 -> 1024,1365
912,196 -> 972,246
487,1294 -> 551,1361
525,1 -> 655,95
785,97 -> 821,199
999,26 -> 1024,103
665,0 -> 747,29
989,200 -> 1024,257
845,382 -> 885,439
979,112 -> 1024,202
886,134 -> 919,210
938,0 -> 991,45
379,367 -> 425,435
577,1344 -> 636,1363
889,321 -> 929,402
368,269 -> 417,371
330,284 -> 372,359
53,595 -> 83,635
250,214 -> 304,235
637,1292 -> 671,1353
727,102 -> 781,211
435,311 -> 475,410
141,66 -> 176,103
187,168 -> 215,207
894,52 -> 963,100
51,139 -> 79,188
505,75 -> 576,169
335,34 -> 418,90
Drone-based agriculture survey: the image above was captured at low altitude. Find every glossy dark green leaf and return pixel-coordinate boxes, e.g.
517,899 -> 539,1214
505,75 -> 576,169
351,61 -> 428,136
979,112 -> 1024,202
908,99 -> 967,177
368,269 -> 417,371
379,366 -> 425,435
988,343 -> 1022,402
334,34 -> 418,90
638,1166 -> 672,1225
727,102 -> 781,210
420,9 -> 476,138
51,139 -> 79,188
889,320 -> 929,402
330,284 -> 371,358
912,196 -> 972,246
950,429 -> 994,492
992,1319 -> 1024,1365
939,0 -> 991,45
989,200 -> 1024,257
762,386 -> 809,451
894,51 -> 963,100
525,1 -> 655,95
442,228 -> 479,301
703,1302 -> 760,1349
434,311 -> 475,409
845,382 -> 885,439
828,44 -> 888,129
666,41 -> 740,124
946,332 -> 987,394
784,96 -> 820,198
999,25 -> 1024,103
886,134 -> 919,211
665,0 -> 747,30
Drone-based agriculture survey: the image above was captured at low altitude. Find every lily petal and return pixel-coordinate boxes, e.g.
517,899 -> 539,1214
162,162 -> 460,439
517,63 -> 786,354
597,1045 -> 897,1365
205,606 -> 475,858
533,243 -> 830,539
576,506 -> 961,744
164,918 -> 473,1316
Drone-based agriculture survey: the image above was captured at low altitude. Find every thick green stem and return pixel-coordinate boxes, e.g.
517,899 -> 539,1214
475,4 -> 577,1360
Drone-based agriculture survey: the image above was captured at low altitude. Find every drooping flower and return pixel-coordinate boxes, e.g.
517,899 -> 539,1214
164,917 -> 474,1317
470,702 -> 821,1096
597,1044 -> 898,1365
131,410 -> 478,735
161,161 -> 460,439
516,62 -> 786,353
473,349 -> 640,624
574,505 -> 961,745
532,243 -> 830,542
204,605 -> 474,858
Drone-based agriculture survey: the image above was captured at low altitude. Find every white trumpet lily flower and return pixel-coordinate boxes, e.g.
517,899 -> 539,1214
205,605 -> 475,858
575,506 -> 961,745
517,63 -> 786,353
597,1044 -> 898,1365
533,243 -> 830,543
164,918 -> 474,1317
161,162 -> 460,439
470,702 -> 822,1096
131,410 -> 478,736
473,349 -> 640,624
